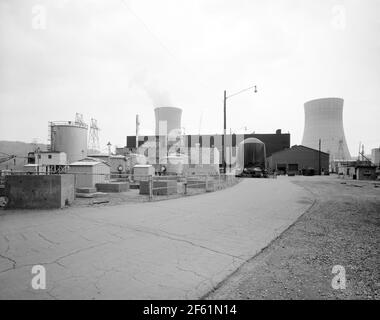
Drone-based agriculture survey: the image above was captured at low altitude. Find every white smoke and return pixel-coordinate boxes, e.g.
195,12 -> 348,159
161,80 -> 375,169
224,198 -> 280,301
130,71 -> 173,107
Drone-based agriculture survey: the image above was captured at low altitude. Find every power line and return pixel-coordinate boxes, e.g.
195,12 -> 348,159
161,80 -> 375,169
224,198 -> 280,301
118,0 -> 211,91
119,0 -> 178,61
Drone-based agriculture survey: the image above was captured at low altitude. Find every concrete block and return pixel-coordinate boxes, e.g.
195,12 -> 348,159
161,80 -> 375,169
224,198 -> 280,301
76,187 -> 97,194
187,178 -> 206,189
76,192 -> 108,198
139,180 -> 177,195
96,182 -> 129,193
130,183 -> 140,189
5,174 -> 75,209
139,180 -> 150,195
153,180 -> 177,195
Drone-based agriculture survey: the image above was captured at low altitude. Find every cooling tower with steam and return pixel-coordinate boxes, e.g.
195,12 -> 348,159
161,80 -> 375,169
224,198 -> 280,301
301,97 -> 351,160
154,107 -> 182,137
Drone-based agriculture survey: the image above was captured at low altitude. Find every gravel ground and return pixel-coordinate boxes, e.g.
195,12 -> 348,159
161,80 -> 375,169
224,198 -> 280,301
206,176 -> 380,300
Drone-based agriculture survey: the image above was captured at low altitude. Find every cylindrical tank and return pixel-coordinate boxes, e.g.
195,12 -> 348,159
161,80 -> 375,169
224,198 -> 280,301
236,138 -> 266,172
154,107 -> 182,137
50,121 -> 88,164
302,98 -> 351,160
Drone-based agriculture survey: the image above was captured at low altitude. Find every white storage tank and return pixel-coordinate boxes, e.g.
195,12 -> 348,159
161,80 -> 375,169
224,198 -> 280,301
50,121 -> 88,163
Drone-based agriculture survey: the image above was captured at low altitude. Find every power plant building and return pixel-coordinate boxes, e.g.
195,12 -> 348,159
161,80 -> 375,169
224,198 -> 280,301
301,98 -> 351,161
123,131 -> 290,166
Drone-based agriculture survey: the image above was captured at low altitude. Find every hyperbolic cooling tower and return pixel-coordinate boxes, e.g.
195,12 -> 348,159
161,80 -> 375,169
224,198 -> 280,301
154,107 -> 182,136
301,98 -> 351,160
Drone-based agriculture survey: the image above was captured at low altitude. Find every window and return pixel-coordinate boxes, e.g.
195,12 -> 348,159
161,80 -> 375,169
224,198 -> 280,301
210,136 -> 214,148
48,155 -> 52,159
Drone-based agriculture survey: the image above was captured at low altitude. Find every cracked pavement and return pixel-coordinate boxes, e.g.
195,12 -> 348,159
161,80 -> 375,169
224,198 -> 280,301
0,178 -> 313,299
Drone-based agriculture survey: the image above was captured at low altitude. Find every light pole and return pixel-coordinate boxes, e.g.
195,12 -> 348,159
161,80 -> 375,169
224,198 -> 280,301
223,85 -> 257,173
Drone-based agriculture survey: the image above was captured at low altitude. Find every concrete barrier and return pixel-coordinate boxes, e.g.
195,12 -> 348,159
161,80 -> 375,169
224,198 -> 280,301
5,175 -> 75,209
96,182 -> 129,193
140,180 -> 177,196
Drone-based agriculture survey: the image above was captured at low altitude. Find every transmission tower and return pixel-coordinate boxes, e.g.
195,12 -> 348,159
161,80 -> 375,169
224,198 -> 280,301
75,113 -> 85,126
88,118 -> 100,152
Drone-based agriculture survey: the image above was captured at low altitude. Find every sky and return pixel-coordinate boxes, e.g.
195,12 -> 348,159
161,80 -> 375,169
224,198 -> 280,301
0,0 -> 379,155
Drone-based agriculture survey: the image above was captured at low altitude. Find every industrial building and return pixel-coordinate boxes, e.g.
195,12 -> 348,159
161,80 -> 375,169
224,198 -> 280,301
337,160 -> 378,180
68,159 -> 110,188
25,151 -> 67,174
266,145 -> 330,175
302,98 -> 351,162
115,106 -> 291,175
87,154 -> 129,173
371,148 -> 380,166
122,131 -> 290,166
355,166 -> 377,181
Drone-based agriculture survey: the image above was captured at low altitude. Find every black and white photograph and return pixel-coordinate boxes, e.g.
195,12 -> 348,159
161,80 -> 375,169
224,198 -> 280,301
0,0 -> 379,309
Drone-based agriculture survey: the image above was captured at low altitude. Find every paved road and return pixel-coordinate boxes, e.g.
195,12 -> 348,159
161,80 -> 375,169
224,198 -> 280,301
207,177 -> 380,299
0,178 -> 313,299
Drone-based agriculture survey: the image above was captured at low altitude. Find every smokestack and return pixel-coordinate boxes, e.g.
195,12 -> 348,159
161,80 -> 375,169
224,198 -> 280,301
136,114 -> 140,149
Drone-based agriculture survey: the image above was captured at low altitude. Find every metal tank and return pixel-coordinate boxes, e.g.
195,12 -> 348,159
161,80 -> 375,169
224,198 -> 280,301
50,121 -> 88,164
236,138 -> 267,177
302,98 -> 351,160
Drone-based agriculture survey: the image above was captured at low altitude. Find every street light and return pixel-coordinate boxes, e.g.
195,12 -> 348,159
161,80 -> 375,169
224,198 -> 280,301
223,85 -> 258,173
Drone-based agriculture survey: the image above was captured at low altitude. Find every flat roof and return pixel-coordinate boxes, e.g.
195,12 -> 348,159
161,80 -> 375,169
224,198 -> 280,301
38,151 -> 65,154
69,161 -> 105,166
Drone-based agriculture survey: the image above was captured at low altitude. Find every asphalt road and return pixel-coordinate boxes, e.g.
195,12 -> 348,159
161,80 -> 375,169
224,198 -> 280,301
0,177 -> 312,299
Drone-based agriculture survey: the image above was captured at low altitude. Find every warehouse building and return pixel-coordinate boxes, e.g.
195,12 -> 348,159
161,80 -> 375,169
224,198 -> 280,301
266,145 -> 330,175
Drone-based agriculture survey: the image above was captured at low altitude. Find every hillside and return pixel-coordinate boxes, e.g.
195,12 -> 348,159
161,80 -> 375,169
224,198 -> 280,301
0,141 -> 47,171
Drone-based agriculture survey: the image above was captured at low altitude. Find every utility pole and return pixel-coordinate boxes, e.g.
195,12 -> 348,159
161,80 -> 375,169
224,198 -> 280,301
318,139 -> 322,175
222,85 -> 257,174
223,90 -> 227,173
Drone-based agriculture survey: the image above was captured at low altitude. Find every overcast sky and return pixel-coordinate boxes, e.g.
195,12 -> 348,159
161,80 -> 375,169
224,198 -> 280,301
0,0 -> 379,154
